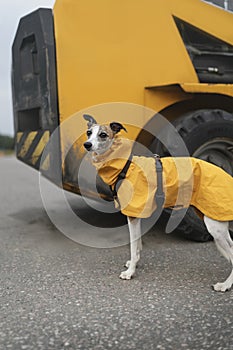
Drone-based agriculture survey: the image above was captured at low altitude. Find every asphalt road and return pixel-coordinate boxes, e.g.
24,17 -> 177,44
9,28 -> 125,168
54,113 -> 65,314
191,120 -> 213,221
0,156 -> 233,350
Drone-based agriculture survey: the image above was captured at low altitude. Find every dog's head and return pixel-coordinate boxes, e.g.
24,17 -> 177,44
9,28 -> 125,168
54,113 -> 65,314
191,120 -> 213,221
83,114 -> 127,154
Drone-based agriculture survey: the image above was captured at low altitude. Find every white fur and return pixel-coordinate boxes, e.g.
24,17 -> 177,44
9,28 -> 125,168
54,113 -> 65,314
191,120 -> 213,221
119,215 -> 233,292
87,125 -> 101,152
120,217 -> 142,280
84,121 -> 233,292
204,216 -> 233,292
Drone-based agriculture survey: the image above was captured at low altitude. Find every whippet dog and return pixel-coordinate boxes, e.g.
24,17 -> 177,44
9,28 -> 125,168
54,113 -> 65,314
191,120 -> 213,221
83,115 -> 233,292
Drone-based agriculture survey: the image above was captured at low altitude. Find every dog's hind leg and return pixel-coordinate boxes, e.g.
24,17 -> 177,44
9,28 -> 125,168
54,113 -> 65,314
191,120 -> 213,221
204,215 -> 233,292
120,217 -> 142,280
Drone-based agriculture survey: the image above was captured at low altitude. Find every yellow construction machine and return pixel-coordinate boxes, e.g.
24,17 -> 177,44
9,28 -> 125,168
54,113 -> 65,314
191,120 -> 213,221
12,0 -> 233,240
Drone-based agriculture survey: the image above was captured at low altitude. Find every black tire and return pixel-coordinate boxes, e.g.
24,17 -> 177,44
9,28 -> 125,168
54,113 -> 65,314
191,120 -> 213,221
156,109 -> 233,242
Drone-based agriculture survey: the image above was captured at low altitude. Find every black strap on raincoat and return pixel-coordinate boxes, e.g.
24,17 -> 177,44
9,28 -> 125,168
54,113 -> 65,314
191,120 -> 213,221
110,153 -> 133,202
154,155 -> 165,209
110,154 -> 165,212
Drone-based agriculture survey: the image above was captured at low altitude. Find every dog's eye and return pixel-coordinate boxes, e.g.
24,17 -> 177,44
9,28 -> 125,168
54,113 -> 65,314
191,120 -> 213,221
86,130 -> 92,137
99,132 -> 108,139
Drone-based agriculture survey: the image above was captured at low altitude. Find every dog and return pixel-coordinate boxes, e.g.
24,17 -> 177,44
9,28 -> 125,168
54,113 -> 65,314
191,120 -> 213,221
83,114 -> 233,292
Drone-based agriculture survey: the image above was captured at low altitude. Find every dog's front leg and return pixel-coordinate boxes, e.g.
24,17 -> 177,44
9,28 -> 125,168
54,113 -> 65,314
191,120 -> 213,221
120,217 -> 142,280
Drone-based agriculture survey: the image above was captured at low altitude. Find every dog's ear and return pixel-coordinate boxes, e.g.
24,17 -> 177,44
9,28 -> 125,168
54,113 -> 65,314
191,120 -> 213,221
110,122 -> 127,134
83,114 -> 97,128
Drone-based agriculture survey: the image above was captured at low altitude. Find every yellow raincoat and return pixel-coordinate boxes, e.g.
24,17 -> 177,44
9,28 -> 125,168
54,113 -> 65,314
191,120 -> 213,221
93,137 -> 233,220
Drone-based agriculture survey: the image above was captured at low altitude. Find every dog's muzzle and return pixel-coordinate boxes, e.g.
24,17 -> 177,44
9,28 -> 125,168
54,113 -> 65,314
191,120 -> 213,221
84,142 -> 92,151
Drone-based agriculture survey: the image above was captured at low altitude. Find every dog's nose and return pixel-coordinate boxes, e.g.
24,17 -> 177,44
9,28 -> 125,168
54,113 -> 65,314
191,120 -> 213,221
84,142 -> 92,151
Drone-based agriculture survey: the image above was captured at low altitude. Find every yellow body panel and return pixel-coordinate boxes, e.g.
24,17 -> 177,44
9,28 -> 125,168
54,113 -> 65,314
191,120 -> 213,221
52,0 -> 233,194
53,0 -> 233,127
54,0 -> 195,124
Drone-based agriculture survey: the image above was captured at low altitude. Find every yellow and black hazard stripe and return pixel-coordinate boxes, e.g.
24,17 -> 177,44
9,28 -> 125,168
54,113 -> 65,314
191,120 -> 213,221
16,130 -> 50,170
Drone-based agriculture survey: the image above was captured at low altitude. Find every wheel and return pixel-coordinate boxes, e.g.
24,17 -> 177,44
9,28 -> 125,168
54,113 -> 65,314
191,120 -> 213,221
173,109 -> 233,175
154,109 -> 233,241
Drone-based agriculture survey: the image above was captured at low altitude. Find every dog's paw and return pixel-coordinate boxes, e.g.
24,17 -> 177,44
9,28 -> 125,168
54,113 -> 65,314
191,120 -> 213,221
213,282 -> 232,292
119,270 -> 133,280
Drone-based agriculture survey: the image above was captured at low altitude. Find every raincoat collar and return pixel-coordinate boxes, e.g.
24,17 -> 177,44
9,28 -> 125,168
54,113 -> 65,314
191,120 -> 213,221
93,136 -> 133,186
